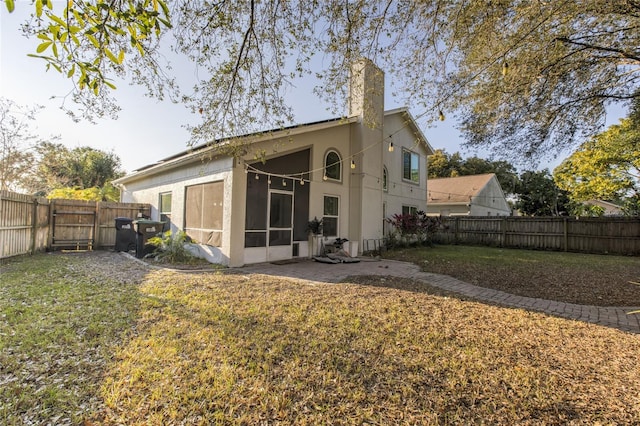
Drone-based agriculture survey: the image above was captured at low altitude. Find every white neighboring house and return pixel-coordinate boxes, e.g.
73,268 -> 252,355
426,173 -> 511,217
584,199 -> 624,216
113,59 -> 434,266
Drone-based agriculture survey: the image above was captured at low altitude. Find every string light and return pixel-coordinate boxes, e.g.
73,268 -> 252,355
300,178 -> 305,186
282,179 -> 287,187
502,61 -> 509,77
235,41 -> 523,196
243,104 -> 440,188
255,173 -> 259,180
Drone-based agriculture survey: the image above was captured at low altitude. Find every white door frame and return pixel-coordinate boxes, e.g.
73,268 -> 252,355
267,189 -> 294,262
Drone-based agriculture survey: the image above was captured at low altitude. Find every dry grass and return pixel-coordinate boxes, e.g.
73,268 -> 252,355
384,245 -> 640,306
1,251 -> 640,425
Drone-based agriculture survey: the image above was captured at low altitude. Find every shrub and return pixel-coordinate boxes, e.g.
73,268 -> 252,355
147,231 -> 196,264
386,211 -> 444,248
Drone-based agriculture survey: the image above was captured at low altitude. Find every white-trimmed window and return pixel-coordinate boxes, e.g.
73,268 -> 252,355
323,195 -> 339,237
383,166 -> 388,191
402,205 -> 418,215
402,149 -> 420,183
159,191 -> 172,222
324,150 -> 342,181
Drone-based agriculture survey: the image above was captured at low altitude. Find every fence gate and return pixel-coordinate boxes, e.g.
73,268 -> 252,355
50,200 -> 97,250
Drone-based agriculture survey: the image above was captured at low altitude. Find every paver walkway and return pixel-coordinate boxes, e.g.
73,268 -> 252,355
235,257 -> 640,334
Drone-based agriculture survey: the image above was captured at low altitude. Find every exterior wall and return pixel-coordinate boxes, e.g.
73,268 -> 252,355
118,157 -> 235,265
382,112 -> 429,232
426,177 -> 511,217
427,204 -> 471,216
240,124 -> 354,264
117,111 -> 429,265
469,178 -> 512,216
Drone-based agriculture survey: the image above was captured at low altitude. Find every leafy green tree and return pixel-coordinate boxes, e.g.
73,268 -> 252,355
25,143 -> 124,201
6,1 -> 640,158
0,98 -> 40,192
553,117 -> 639,213
47,182 -> 121,202
427,150 -> 463,179
516,170 -> 571,217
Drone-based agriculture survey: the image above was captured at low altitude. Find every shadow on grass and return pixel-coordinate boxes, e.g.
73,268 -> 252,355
0,251 -> 152,425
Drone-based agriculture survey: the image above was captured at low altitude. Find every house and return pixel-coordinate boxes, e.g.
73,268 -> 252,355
584,199 -> 624,216
426,173 -> 511,216
113,59 -> 434,266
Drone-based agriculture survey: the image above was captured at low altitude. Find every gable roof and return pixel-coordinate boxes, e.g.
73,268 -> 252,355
427,174 -> 496,204
114,108 -> 431,184
385,107 -> 434,156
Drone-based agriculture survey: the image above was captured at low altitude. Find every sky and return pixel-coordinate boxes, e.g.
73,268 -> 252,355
0,5 -> 628,175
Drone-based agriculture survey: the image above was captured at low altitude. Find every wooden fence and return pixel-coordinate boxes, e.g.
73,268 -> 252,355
1,190 -> 150,259
432,216 -> 640,255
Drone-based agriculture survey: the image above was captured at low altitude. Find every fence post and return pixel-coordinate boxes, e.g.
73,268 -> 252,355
47,200 -> 54,250
454,217 -> 459,244
563,217 -> 568,252
30,197 -> 38,254
94,201 -> 102,249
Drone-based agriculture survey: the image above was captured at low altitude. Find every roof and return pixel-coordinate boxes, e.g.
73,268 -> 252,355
585,199 -> 623,209
384,107 -> 435,155
427,174 -> 496,204
114,108 -> 431,185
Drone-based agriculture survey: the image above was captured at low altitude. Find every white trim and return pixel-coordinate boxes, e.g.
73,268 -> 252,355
401,148 -> 420,184
323,149 -> 343,182
322,194 -> 340,237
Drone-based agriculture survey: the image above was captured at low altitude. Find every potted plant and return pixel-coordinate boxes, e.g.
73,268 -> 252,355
307,217 -> 323,257
307,217 -> 323,235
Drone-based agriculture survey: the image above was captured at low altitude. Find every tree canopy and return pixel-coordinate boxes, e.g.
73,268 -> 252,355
554,119 -> 640,200
515,170 -> 572,217
553,98 -> 640,215
7,1 -> 640,160
23,142 -> 124,201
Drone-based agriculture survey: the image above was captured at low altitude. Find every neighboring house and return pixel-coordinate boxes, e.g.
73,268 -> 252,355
426,173 -> 511,217
584,199 -> 624,216
113,59 -> 434,266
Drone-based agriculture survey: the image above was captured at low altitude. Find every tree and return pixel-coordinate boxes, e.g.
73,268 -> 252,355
0,98 -> 39,192
25,143 -> 124,201
47,183 -> 120,202
427,150 -> 463,180
554,114 -> 640,215
6,1 -> 640,159
515,170 -> 571,216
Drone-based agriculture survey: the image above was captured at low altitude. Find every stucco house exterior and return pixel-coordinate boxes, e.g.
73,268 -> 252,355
426,173 -> 511,217
113,59 -> 434,266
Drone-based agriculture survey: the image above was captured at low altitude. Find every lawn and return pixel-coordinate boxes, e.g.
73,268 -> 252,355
1,250 -> 639,424
384,245 -> 640,306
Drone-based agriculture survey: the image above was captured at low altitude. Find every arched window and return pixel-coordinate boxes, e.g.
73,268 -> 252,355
324,150 -> 342,181
382,166 -> 388,191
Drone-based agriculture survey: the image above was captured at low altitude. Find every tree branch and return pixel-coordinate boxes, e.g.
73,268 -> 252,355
555,36 -> 640,63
